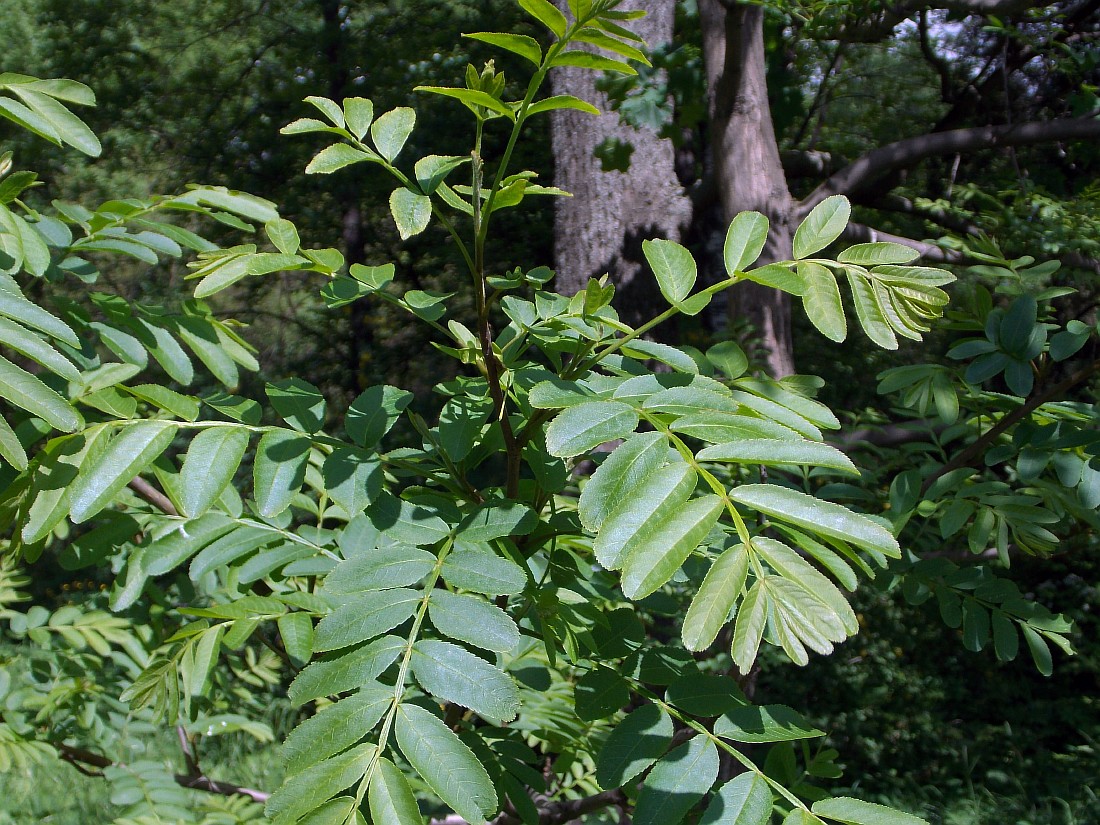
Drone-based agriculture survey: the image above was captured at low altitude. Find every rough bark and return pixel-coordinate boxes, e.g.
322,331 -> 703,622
700,0 -> 796,377
549,0 -> 692,328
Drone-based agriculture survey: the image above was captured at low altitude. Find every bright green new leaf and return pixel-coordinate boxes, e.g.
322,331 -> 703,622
632,736 -> 720,825
0,316 -> 79,380
343,97 -> 374,140
304,95 -> 345,128
551,50 -> 637,75
643,238 -> 697,306
846,270 -> 897,350
0,355 -> 81,432
595,704 -> 674,789
579,432 -> 669,532
464,32 -> 543,66
594,461 -> 696,569
180,427 -> 250,518
429,589 -> 521,652
752,537 -> 857,634
683,544 -> 750,652
390,187 -> 432,240
724,211 -> 769,274
518,0 -> 567,37
800,261 -> 846,342
545,400 -> 638,458
264,742 -> 375,825
700,773 -> 773,825
281,687 -> 391,776
395,703 -> 497,823
526,94 -> 600,117
288,636 -> 404,705
369,757 -> 422,825
621,494 -> 723,599
414,154 -> 469,194
253,429 -> 311,519
715,704 -> 825,743
313,589 -> 420,652
69,422 -> 177,523
370,107 -> 416,162
793,195 -> 850,259
411,639 -> 520,724
730,485 -> 900,558
305,143 -> 374,174
325,545 -> 435,593
812,797 -> 929,825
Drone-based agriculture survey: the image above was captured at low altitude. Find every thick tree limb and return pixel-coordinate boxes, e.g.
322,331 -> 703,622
825,0 -> 1035,43
55,742 -> 270,804
803,117 -> 1100,210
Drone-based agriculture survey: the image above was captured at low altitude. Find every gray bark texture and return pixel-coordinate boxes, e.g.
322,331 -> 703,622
549,0 -> 692,328
700,0 -> 796,377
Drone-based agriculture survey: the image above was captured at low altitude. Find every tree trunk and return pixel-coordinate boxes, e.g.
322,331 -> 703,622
700,0 -> 796,377
549,0 -> 691,328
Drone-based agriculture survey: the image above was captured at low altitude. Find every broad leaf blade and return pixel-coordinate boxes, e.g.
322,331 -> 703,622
69,422 -> 177,523
411,639 -> 520,724
643,238 -> 697,306
595,704 -> 674,789
700,772 -> 773,825
683,544 -> 750,652
180,427 -> 250,518
632,736 -> 720,825
545,400 -> 639,458
793,196 -> 850,259
368,757 -> 422,825
812,797 -> 929,825
724,211 -> 769,274
253,429 -> 311,519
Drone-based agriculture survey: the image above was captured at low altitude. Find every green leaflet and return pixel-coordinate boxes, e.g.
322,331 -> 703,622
799,261 -> 846,342
277,612 -> 314,666
305,143 -> 373,174
264,742 -> 375,825
395,703 -> 497,823
545,400 -> 639,458
0,414 -> 27,470
673,411 -> 804,443
714,704 -> 825,743
144,514 -> 235,576
456,500 -> 536,542
313,589 -> 420,652
68,421 -> 177,523
752,537 -> 857,634
730,485 -> 900,558
324,545 -> 436,593
683,544 -> 750,652
700,772 -> 773,825
698,439 -> 857,475
295,798 -> 356,825
846,270 -> 898,350
723,211 -> 769,274
593,461 -> 696,570
288,635 -> 405,705
812,797 -> 928,825
519,0 -> 567,37
281,686 -> 391,776
345,385 -> 413,448
731,581 -> 768,673
368,757 -> 422,825
632,735 -> 720,825
390,187 -> 432,240
253,429 -> 311,519
665,673 -> 746,717
642,238 -> 697,307
22,429 -> 108,543
179,427 -> 250,518
0,274 -> 80,346
578,432 -> 668,532
428,589 -> 521,652
837,242 -> 919,266
621,494 -> 723,599
793,195 -> 850,259
322,448 -> 382,516
0,316 -> 79,380
267,378 -> 326,433
188,525 -> 278,580
410,639 -> 520,724
729,392 -> 823,441
732,377 -> 839,430
0,354 -> 82,432
365,493 -> 450,546
440,545 -> 527,595
596,704 -> 674,789
371,107 -> 416,162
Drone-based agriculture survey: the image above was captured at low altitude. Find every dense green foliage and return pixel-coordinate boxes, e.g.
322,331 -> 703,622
1,2 -> 1097,824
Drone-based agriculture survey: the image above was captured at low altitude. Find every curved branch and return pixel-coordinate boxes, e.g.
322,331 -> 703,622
803,117 -> 1100,210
